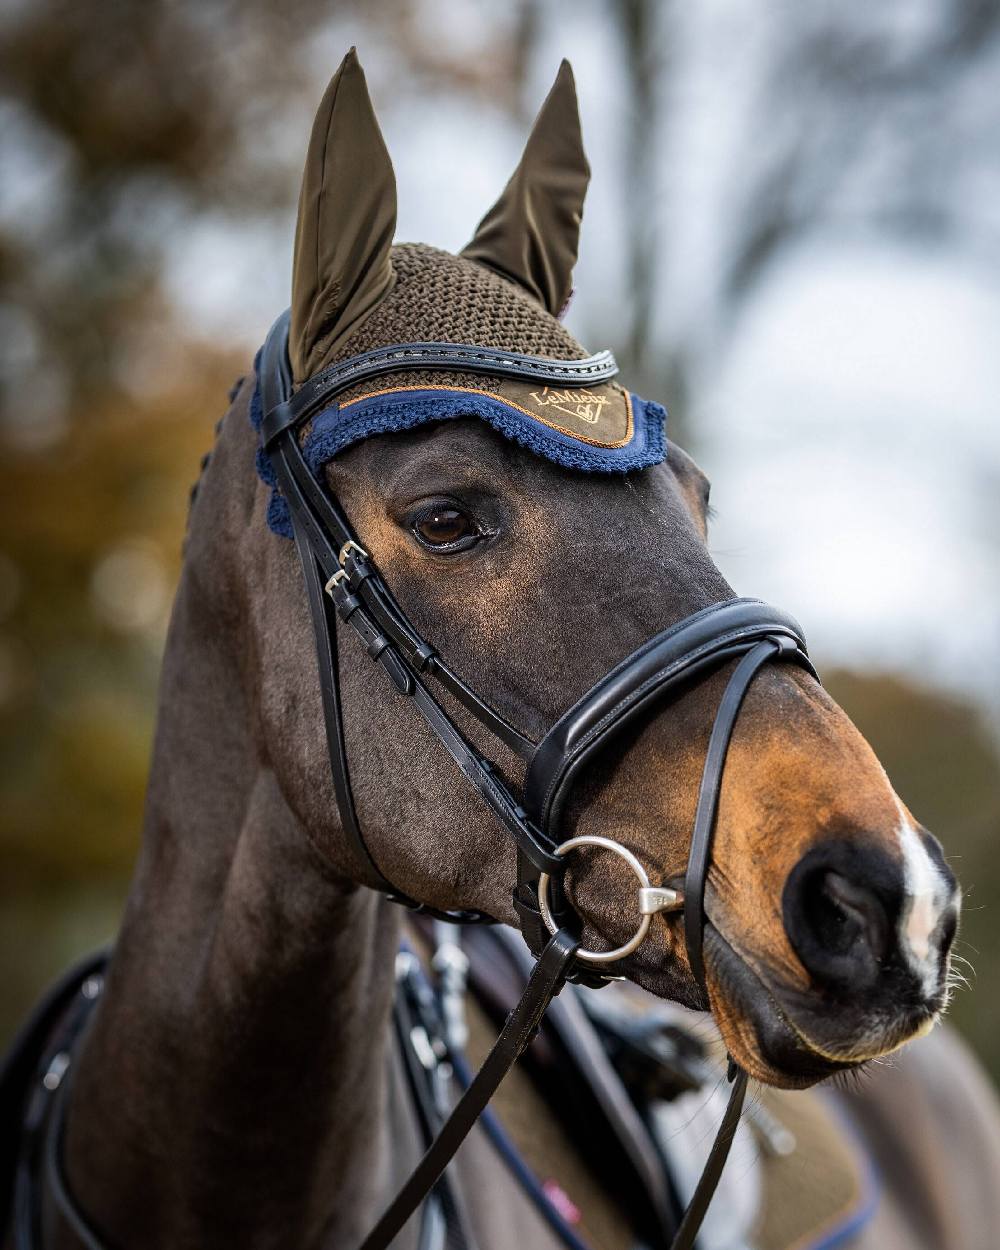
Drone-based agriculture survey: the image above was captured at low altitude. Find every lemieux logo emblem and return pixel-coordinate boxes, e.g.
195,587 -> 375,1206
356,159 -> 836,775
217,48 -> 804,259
528,386 -> 611,425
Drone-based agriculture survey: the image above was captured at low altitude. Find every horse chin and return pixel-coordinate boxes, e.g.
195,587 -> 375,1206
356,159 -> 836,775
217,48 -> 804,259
701,925 -> 941,1089
699,926 -> 862,1089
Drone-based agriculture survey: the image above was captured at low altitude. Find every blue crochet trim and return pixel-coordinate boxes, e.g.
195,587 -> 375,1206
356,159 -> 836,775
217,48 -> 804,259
248,352 -> 294,539
304,389 -> 666,477
249,368 -> 667,539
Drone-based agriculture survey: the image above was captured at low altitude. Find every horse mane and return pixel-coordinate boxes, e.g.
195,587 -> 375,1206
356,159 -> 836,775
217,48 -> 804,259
183,374 -> 244,549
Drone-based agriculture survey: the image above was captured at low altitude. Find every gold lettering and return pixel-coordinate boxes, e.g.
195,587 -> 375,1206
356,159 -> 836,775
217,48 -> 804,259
527,387 -> 610,425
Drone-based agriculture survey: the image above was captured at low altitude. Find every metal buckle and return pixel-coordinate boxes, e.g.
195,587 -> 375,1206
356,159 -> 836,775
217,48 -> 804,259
339,540 -> 369,567
324,541 -> 369,598
537,835 -> 683,964
324,568 -> 348,597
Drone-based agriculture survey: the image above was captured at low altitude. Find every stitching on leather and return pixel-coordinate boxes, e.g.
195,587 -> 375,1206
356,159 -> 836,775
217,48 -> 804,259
573,626 -> 792,750
313,349 -> 615,393
295,344 -> 619,416
420,690 -> 524,833
535,611 -> 744,818
308,343 -> 617,390
538,612 -> 802,819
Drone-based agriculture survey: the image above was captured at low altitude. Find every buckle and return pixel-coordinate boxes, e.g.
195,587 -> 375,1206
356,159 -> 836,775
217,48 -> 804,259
339,540 -> 369,567
324,539 -> 369,599
324,568 -> 348,597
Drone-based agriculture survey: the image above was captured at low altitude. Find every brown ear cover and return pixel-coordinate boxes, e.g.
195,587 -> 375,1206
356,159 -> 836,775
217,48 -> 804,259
290,49 -> 397,382
461,60 -> 590,316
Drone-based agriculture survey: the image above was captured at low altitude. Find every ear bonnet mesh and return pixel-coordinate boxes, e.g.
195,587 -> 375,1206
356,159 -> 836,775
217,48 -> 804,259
251,243 -> 666,537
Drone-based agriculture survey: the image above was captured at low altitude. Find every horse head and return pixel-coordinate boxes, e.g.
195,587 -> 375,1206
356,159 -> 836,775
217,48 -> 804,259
235,50 -> 958,1091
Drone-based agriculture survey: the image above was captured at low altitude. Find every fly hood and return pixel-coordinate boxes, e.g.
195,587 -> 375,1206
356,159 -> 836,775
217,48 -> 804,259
250,51 -> 666,537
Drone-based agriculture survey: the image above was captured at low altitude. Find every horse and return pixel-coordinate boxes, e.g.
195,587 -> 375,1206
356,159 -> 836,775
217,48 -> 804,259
4,48 -> 1000,1250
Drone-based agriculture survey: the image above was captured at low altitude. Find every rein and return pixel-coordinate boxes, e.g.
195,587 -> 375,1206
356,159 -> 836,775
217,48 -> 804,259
22,314 -> 817,1250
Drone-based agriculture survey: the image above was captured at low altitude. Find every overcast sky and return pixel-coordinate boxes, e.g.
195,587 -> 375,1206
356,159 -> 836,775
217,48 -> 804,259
163,2 -> 1000,725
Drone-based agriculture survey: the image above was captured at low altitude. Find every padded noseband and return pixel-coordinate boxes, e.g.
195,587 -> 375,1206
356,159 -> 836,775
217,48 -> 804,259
525,598 -> 813,837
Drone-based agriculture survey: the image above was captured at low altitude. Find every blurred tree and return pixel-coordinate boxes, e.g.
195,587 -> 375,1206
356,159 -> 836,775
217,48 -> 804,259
0,0 -> 541,441
588,0 -> 1000,445
723,2 -> 1000,303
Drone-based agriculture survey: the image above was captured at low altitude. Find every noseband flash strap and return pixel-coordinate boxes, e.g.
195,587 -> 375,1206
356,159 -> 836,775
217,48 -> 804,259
256,310 -> 819,1250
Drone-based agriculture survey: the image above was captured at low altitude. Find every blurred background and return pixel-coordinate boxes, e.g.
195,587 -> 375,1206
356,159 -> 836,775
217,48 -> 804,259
1,0 -> 998,1079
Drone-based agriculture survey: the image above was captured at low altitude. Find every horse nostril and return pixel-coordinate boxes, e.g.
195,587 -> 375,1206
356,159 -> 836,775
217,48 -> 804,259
783,851 -> 899,992
816,871 -> 890,963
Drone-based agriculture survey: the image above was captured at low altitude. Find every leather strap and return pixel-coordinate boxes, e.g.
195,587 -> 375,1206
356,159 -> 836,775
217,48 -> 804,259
359,929 -> 579,1250
1,950 -> 109,1241
291,516 -> 401,899
276,425 -> 536,760
684,639 -> 788,992
670,1068 -> 749,1250
524,598 -> 815,837
483,926 -> 679,1239
12,963 -> 108,1250
261,317 -> 618,446
392,960 -> 471,1250
42,1079 -> 105,1250
262,318 -> 550,920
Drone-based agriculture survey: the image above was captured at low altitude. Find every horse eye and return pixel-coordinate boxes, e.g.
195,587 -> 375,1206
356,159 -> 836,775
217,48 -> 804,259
412,504 -> 479,551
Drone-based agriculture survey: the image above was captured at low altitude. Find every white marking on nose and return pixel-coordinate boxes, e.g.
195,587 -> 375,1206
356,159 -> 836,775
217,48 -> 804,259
895,804 -> 954,992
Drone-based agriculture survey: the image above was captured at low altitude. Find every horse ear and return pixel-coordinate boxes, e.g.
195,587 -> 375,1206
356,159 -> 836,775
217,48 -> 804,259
290,49 -> 396,381
461,60 -> 590,316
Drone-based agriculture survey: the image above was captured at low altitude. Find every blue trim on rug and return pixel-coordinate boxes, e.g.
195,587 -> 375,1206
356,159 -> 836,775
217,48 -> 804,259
801,1090 -> 881,1250
392,939 -> 593,1250
249,365 -> 667,538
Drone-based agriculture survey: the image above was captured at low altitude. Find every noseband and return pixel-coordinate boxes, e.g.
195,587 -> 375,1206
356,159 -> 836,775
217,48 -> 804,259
256,310 -> 817,1249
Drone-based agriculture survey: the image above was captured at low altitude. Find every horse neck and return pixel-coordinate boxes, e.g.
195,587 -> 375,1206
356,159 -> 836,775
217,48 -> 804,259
63,393 -> 401,1249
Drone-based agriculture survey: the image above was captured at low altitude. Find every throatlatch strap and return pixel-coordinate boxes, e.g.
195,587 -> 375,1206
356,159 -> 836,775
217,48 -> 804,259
291,517 -> 400,898
358,929 -> 579,1250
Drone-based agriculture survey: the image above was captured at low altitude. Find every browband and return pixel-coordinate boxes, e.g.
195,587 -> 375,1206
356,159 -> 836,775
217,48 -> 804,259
260,308 -> 620,447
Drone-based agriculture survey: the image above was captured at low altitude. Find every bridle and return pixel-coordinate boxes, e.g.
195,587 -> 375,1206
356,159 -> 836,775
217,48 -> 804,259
256,310 -> 818,1249
17,314 -> 816,1250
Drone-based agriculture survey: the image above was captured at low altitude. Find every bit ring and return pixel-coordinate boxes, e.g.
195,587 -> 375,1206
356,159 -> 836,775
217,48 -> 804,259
537,835 -> 680,963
